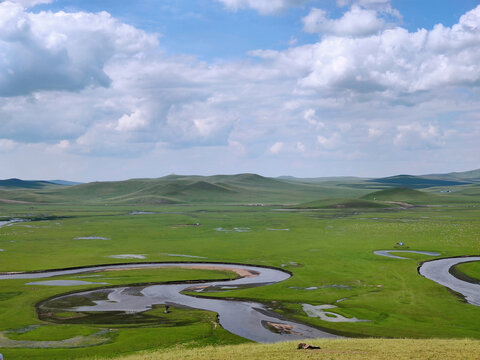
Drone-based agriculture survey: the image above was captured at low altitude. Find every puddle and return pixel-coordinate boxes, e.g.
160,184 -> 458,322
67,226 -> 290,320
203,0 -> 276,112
73,237 -> 111,240
281,262 -> 303,268
302,304 -> 369,322
26,280 -> 109,286
108,254 -> 146,259
7,325 -> 41,334
374,250 -> 440,260
266,228 -> 290,231
0,249 -> 3,252
160,253 -> 206,259
0,219 -> 28,228
290,284 -> 351,291
129,211 -> 155,215
215,227 -> 250,233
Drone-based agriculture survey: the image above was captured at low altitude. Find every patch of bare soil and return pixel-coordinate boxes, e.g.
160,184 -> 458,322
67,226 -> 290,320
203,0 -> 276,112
266,322 -> 301,335
0,198 -> 32,204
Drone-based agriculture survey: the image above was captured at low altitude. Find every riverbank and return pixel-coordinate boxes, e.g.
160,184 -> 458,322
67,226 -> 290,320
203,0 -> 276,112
99,338 -> 480,360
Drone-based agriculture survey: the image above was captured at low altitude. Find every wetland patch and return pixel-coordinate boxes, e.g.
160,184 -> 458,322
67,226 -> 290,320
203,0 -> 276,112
73,236 -> 111,240
374,250 -> 440,260
27,280 -> 109,286
302,304 -> 369,323
108,254 -> 146,259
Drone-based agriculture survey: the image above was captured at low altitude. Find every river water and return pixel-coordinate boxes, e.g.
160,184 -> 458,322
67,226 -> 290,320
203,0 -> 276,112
419,256 -> 480,306
0,262 -> 338,342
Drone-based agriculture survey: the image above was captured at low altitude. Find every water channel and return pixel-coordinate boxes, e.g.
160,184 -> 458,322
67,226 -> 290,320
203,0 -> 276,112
0,262 -> 338,343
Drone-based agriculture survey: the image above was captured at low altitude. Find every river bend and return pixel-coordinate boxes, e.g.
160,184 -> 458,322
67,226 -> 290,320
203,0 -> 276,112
419,256 -> 480,306
0,262 -> 338,343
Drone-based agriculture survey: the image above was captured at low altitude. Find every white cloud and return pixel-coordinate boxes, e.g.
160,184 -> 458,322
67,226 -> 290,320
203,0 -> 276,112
368,127 -> 382,138
337,0 -> 401,18
0,1 -> 158,97
317,132 -> 342,149
215,0 -> 307,15
0,138 -> 16,152
269,141 -> 284,154
1,4 -> 480,178
296,141 -> 306,152
1,0 -> 53,8
115,110 -> 149,132
303,6 -> 388,37
266,5 -> 480,96
394,123 -> 444,149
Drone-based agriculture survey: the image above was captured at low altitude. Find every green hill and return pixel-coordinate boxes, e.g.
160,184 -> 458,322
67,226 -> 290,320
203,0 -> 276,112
1,170 -> 478,205
367,175 -> 470,188
0,178 -> 61,189
0,174 -> 372,205
295,198 -> 396,209
424,168 -> 480,182
361,187 -> 447,205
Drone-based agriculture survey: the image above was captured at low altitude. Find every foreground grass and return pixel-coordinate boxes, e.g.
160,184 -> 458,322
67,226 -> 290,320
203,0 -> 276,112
1,202 -> 480,359
99,339 -> 480,360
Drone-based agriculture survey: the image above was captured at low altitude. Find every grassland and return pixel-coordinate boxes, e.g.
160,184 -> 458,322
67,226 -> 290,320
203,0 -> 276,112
102,338 -> 480,360
0,176 -> 479,359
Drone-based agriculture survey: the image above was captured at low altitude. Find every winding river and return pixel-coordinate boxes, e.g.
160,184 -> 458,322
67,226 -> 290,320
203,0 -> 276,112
0,262 -> 338,343
1,255 -> 479,344
419,256 -> 480,306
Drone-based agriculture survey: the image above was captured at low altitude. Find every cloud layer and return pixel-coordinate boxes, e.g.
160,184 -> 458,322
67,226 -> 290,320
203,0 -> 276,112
1,1 -> 480,179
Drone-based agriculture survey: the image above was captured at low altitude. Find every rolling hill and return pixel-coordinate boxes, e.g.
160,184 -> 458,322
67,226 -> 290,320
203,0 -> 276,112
366,175 -> 471,188
0,168 -> 478,205
0,178 -> 62,189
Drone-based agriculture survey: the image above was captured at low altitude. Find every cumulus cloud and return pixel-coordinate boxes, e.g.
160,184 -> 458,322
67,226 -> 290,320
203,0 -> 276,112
261,5 -> 480,96
0,1 -> 158,97
303,6 -> 388,36
269,141 -> 284,154
1,3 -> 480,177
1,0 -> 53,8
215,0 -> 307,15
394,123 -> 445,149
0,138 -> 17,152
114,110 -> 149,132
337,0 -> 401,18
317,132 -> 342,149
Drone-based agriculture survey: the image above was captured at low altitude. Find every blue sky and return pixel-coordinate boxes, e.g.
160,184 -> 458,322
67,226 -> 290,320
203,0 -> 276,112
1,0 -> 480,181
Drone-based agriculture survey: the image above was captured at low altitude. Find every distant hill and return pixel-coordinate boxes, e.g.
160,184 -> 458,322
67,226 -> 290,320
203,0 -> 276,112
48,180 -> 83,186
294,198 -> 396,209
361,188 -> 446,205
0,173 -> 372,205
0,169 -> 478,205
0,178 -> 59,189
423,168 -> 480,182
367,175 -> 470,188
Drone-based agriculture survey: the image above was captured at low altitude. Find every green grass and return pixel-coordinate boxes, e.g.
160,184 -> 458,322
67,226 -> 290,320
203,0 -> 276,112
360,187 -> 451,204
100,339 -> 480,360
294,198 -> 395,209
454,262 -> 480,282
0,190 -> 479,359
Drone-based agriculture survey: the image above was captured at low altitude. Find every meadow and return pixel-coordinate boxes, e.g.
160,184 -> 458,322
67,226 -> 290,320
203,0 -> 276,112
0,179 -> 479,359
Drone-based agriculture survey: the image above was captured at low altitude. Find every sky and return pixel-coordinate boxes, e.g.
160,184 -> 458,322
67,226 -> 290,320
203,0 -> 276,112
1,0 -> 479,181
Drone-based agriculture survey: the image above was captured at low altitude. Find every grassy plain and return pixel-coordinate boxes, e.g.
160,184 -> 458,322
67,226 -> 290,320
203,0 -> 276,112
103,338 -> 480,360
0,185 -> 479,359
